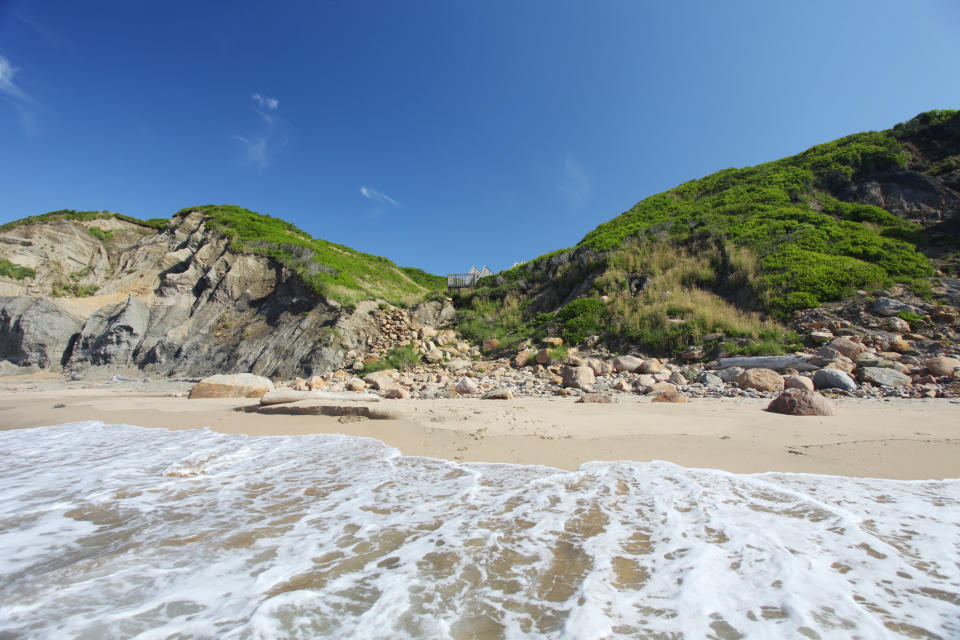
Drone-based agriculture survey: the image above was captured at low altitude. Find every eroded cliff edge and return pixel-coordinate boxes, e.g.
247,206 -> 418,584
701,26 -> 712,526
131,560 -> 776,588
0,211 -> 452,378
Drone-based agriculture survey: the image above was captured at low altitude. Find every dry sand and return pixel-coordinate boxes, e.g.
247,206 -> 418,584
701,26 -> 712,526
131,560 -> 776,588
1,377 -> 958,479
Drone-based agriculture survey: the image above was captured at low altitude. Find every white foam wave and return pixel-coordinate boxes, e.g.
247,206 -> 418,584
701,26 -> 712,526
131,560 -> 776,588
0,422 -> 957,639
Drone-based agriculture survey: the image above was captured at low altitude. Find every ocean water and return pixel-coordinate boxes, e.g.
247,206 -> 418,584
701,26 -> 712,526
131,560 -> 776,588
0,423 -> 957,640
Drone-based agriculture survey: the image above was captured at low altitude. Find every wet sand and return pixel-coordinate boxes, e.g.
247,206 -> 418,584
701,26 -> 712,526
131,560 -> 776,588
1,378 -> 958,479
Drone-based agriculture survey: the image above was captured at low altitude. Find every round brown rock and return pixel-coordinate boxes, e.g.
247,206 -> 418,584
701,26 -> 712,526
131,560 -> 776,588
784,374 -> 814,391
926,356 -> 960,377
651,389 -> 687,403
828,336 -> 866,359
561,365 -> 596,389
736,368 -> 785,392
766,389 -> 835,416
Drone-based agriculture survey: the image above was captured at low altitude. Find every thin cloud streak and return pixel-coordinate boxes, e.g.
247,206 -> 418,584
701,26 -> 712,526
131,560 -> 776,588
558,155 -> 591,209
360,186 -> 401,207
0,54 -> 38,134
0,55 -> 29,102
235,93 -> 288,172
252,93 -> 278,111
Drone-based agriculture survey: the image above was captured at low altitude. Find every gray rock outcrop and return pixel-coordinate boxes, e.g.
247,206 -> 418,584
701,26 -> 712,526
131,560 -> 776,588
0,212 -> 390,378
0,297 -> 82,368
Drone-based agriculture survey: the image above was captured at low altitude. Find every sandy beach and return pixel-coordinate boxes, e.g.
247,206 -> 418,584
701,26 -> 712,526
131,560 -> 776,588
1,376 -> 958,479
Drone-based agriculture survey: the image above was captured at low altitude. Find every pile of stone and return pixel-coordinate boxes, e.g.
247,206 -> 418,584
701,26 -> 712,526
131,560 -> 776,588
327,331 -> 959,402
358,306 -> 480,368
793,287 -> 960,353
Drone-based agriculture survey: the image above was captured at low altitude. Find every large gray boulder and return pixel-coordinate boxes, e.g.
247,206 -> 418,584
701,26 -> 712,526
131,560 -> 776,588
0,296 -> 82,368
871,297 -> 926,318
860,367 -> 912,387
813,368 -> 858,392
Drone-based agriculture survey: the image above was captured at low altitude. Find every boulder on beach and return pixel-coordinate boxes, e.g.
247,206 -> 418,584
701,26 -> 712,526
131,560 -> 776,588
828,337 -> 866,359
784,374 -> 814,391
927,356 -> 960,377
576,393 -> 613,403
613,355 -> 643,373
455,377 -> 479,395
561,365 -> 596,389
812,368 -> 857,392
766,389 -> 835,416
860,367 -> 912,387
736,368 -> 784,392
651,389 -> 687,403
640,358 -> 662,374
189,373 -> 274,399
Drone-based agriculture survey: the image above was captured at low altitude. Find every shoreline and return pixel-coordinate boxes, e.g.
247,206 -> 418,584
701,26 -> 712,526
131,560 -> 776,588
2,378 -> 959,480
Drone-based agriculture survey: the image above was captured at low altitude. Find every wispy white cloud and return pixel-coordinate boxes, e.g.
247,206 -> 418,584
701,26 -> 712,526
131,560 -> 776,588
251,93 -> 278,111
360,186 -> 401,207
0,54 -> 38,134
0,55 -> 28,102
234,93 -> 288,172
558,155 -> 591,209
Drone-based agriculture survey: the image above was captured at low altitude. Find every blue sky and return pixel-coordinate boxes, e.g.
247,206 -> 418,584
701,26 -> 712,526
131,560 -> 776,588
1,1 -> 958,275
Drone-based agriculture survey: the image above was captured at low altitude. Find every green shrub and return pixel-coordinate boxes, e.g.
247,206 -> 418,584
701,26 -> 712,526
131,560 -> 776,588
0,259 -> 35,280
88,227 -> 113,241
557,297 -> 607,345
895,311 -> 924,325
360,344 -> 421,374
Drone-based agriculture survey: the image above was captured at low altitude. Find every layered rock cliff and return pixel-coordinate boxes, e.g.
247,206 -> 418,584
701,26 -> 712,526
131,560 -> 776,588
0,211 -> 452,378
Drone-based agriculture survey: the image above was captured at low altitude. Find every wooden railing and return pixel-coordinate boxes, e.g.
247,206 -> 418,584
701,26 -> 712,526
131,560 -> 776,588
447,273 -> 479,289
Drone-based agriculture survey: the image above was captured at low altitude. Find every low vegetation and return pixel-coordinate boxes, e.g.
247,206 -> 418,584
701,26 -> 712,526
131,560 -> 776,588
0,209 -> 167,233
0,258 -> 35,280
577,125 -> 936,315
360,344 -> 421,374
87,227 -> 113,242
176,205 -> 445,305
451,111 -> 960,356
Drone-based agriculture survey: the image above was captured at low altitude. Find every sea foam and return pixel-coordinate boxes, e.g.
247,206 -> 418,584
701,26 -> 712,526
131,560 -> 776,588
0,422 -> 957,639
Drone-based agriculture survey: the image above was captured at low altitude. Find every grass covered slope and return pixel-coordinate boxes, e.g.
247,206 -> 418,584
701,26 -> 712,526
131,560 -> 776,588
178,205 -> 445,305
578,114 -> 959,314
453,110 -> 959,356
0,209 -> 168,233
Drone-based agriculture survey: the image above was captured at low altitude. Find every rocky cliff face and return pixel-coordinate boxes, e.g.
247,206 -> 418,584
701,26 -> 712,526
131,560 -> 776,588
0,212 -> 453,378
837,113 -> 960,235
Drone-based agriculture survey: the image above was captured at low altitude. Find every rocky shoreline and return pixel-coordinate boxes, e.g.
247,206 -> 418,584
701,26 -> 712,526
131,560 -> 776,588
246,288 -> 960,405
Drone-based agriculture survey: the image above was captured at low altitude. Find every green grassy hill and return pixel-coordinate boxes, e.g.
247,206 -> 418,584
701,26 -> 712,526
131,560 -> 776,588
0,205 -> 446,307
177,205 -> 446,305
453,110 -> 960,356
